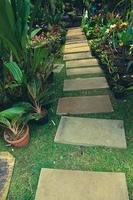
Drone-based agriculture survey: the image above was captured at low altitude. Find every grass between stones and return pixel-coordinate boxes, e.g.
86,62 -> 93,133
0,65 -> 133,200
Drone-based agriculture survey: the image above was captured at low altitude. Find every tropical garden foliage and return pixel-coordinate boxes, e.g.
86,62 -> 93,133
0,1 -> 133,199
82,0 -> 133,98
0,0 -> 66,145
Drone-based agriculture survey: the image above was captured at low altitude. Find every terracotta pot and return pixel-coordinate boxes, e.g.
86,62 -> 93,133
4,125 -> 30,148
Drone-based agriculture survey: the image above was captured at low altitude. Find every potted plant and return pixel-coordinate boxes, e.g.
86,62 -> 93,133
118,75 -> 133,87
112,84 -> 126,99
0,105 -> 31,147
27,78 -> 53,125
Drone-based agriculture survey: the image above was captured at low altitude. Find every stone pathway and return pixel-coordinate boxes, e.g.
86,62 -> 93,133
0,152 -> 15,200
35,27 -> 129,199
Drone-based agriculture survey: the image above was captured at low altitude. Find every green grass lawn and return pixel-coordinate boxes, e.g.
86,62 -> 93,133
0,66 -> 133,200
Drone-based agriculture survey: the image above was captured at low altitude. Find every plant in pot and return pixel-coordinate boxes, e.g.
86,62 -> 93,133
112,84 -> 126,99
27,78 -> 53,125
0,105 -> 32,147
118,75 -> 133,87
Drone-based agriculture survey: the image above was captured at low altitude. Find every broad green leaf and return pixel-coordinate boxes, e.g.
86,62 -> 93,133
127,86 -> 133,90
4,61 -> 23,84
0,106 -> 27,119
0,117 -> 11,128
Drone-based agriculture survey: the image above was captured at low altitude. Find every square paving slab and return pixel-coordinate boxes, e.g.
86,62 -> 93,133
0,152 -> 15,200
67,30 -> 82,33
66,35 -> 84,39
66,67 -> 103,76
35,168 -> 129,200
66,32 -> 84,37
66,58 -> 98,68
63,77 -> 109,91
67,29 -> 82,33
66,39 -> 86,43
65,43 -> 89,49
68,27 -> 82,31
57,95 -> 113,115
66,32 -> 84,36
55,116 -> 127,149
66,35 -> 86,41
64,52 -> 93,61
64,46 -> 90,54
67,29 -> 82,32
65,39 -> 88,45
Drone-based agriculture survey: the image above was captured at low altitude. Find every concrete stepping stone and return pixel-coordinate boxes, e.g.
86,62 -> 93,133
65,39 -> 88,45
0,152 -> 15,200
66,39 -> 87,44
68,26 -> 83,31
67,28 -> 82,33
67,29 -> 82,32
63,77 -> 109,91
66,29 -> 85,35
64,52 -> 93,61
66,58 -> 98,68
53,64 -> 64,73
66,38 -> 86,43
55,116 -> 127,149
66,32 -> 84,37
64,46 -> 90,54
66,35 -> 86,41
57,95 -> 113,115
66,67 -> 103,76
35,168 -> 129,200
67,28 -> 82,32
65,43 -> 89,49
